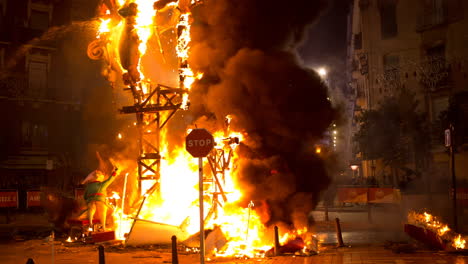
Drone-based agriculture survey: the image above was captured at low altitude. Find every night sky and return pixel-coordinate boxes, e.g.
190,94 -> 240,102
298,0 -> 349,69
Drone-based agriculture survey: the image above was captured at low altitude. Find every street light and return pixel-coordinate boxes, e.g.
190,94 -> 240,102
318,67 -> 327,78
315,146 -> 322,154
350,165 -> 359,184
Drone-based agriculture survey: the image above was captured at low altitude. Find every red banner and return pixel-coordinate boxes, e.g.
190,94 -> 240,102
27,191 -> 41,208
457,188 -> 468,205
337,188 -> 368,203
368,188 -> 399,203
0,191 -> 18,208
338,187 -> 400,204
450,188 -> 468,205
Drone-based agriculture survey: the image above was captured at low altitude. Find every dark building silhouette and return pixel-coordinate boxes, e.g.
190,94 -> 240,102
0,0 -> 101,209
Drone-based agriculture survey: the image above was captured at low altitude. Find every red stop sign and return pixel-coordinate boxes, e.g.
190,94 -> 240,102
186,128 -> 215,157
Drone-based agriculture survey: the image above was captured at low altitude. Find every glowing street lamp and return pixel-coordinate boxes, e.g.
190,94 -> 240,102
350,164 -> 359,182
318,67 -> 327,78
315,146 -> 322,154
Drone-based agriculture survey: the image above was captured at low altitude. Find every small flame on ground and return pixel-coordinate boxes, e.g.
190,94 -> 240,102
453,234 -> 466,250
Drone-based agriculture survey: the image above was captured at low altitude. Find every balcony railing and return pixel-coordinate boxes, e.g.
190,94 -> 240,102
0,75 -> 28,98
418,56 -> 451,92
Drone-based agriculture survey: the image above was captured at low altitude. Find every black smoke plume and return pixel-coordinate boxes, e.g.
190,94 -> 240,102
188,0 -> 335,229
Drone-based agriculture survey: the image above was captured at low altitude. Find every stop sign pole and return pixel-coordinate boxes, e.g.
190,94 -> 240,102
185,128 -> 214,264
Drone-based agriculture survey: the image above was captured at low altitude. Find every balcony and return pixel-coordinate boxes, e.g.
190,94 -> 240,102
418,57 -> 451,92
0,75 -> 28,98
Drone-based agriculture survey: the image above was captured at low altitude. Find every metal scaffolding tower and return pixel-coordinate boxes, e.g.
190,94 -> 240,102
120,82 -> 187,195
204,136 -> 239,221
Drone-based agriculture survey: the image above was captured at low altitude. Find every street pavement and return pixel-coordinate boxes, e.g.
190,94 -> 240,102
1,207 -> 467,263
1,239 -> 468,264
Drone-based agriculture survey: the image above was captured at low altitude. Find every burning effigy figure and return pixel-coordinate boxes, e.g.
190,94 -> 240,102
81,167 -> 119,231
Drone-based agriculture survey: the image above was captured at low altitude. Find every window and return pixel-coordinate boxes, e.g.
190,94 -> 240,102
431,96 -> 448,122
0,46 -> 4,69
354,32 -> 362,50
27,0 -> 53,31
418,0 -> 448,30
447,0 -> 464,22
383,54 -> 400,86
358,52 -> 368,75
359,0 -> 370,9
28,61 -> 47,98
383,54 -> 400,69
357,81 -> 365,98
21,121 -> 48,149
0,0 -> 5,15
427,44 -> 445,61
21,121 -> 32,147
424,44 -> 449,90
30,9 -> 50,30
429,0 -> 445,25
435,0 -> 445,18
26,52 -> 50,99
379,0 -> 398,39
0,0 -> 6,31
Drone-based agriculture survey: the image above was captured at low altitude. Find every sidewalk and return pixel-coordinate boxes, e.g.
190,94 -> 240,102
0,212 -> 52,241
1,240 -> 467,264
0,211 -> 462,264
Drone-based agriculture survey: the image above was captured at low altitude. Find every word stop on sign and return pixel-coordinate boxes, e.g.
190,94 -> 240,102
186,128 -> 214,157
187,139 -> 212,147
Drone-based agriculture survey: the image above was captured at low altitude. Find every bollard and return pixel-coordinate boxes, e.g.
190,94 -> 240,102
51,230 -> 55,264
274,226 -> 280,256
98,245 -> 105,264
172,235 -> 179,264
367,203 -> 372,223
324,203 -> 329,221
335,218 -> 345,247
26,258 -> 35,264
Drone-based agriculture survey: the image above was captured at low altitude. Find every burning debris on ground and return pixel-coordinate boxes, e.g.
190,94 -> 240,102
405,211 -> 467,252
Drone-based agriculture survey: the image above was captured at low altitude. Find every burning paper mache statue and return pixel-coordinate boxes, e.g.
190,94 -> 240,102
81,167 -> 119,231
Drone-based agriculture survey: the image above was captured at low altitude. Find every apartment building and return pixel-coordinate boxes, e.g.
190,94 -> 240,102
0,0 -> 92,209
347,0 -> 468,188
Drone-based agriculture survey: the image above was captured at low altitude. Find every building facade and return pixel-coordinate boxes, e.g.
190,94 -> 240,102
0,0 -> 94,209
347,0 -> 468,189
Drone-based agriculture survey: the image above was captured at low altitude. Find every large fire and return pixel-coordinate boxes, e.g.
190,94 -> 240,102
87,0 -> 312,258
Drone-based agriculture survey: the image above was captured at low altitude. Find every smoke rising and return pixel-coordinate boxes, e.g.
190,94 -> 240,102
188,0 -> 335,229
